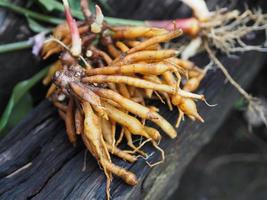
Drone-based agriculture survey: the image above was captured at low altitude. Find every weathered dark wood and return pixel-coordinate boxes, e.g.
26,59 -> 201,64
0,50 -> 265,200
1,0 -> 267,199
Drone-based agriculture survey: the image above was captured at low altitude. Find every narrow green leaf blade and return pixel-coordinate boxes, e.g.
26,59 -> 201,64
0,67 -> 49,134
38,0 -> 63,12
7,93 -> 33,128
26,16 -> 50,33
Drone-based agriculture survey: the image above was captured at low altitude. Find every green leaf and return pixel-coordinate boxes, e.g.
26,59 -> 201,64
0,93 -> 33,136
68,0 -> 81,12
7,93 -> 33,128
37,0 -> 84,19
0,1 -> 144,27
26,16 -> 50,33
106,17 -> 145,26
0,66 -> 49,135
0,1 -> 64,25
38,0 -> 63,12
0,40 -> 33,54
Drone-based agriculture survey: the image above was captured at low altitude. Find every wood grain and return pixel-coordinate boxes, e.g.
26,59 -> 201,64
0,51 -> 265,200
0,0 -> 266,199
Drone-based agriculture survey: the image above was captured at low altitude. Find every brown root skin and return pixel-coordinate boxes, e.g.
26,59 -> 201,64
115,41 -> 129,52
90,46 -> 113,65
46,84 -> 57,98
112,26 -> 168,39
144,126 -> 162,142
102,159 -> 138,185
106,143 -> 137,163
43,61 -> 62,85
126,29 -> 182,54
53,101 -> 67,112
83,75 -> 176,94
117,84 -> 131,98
69,82 -> 102,109
90,87 -> 176,138
74,108 -> 83,135
126,40 -> 160,50
113,50 -> 179,65
146,17 -> 200,37
102,101 -> 150,139
91,87 -> 159,119
82,101 -> 111,161
183,74 -> 204,92
179,98 -> 204,123
167,58 -> 195,70
124,129 -> 147,157
43,5 -> 209,198
101,118 -> 113,145
65,97 -> 77,145
60,51 -> 77,66
58,110 -> 66,120
86,63 -> 173,76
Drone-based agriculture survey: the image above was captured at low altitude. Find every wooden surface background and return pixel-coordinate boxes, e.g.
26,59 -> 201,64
0,0 -> 266,199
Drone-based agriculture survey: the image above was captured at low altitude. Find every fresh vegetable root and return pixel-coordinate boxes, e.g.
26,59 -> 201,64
42,1 -> 209,199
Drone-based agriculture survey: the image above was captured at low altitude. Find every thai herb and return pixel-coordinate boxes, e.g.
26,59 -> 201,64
41,0 -> 208,198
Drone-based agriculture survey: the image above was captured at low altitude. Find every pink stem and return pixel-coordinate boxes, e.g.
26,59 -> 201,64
63,0 -> 81,56
146,17 -> 200,37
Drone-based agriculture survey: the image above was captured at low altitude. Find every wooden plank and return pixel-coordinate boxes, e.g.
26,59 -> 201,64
0,51 -> 265,200
0,0 -> 266,199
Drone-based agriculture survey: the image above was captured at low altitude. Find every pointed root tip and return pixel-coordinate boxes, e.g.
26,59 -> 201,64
203,98 -> 217,107
125,173 -> 138,185
169,132 -> 177,139
195,113 -> 204,123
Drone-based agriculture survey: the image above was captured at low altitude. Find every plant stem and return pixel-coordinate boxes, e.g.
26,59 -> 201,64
0,1 -> 145,54
0,40 -> 33,53
0,2 -> 63,25
0,1 -> 145,26
0,66 -> 49,134
106,17 -> 145,26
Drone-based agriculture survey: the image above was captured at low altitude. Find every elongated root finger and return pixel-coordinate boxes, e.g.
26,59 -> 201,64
53,101 -> 67,112
179,98 -> 204,123
116,127 -> 124,146
106,143 -> 137,163
83,75 -> 176,94
46,83 -> 57,98
102,159 -> 138,186
144,126 -> 162,143
65,97 -> 77,145
102,102 -> 150,138
75,107 -> 83,135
